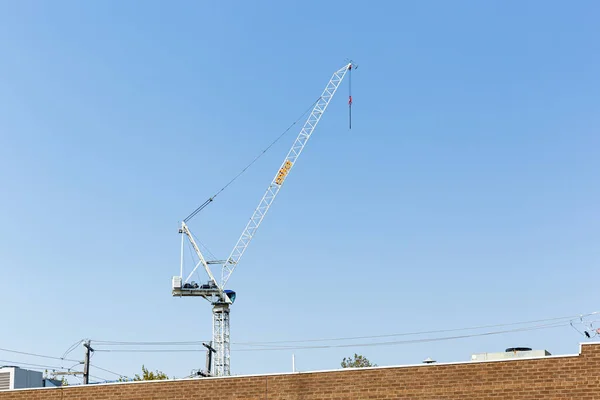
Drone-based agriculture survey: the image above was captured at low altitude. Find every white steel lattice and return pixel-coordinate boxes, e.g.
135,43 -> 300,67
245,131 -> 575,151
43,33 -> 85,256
220,62 -> 352,288
212,303 -> 230,377
181,222 -> 218,286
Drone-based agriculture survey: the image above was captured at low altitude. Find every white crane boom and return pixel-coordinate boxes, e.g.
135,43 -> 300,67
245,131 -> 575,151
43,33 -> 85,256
220,62 -> 353,288
180,222 -> 219,287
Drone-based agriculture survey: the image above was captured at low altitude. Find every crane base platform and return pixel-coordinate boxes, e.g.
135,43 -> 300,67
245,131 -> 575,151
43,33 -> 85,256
172,288 -> 222,297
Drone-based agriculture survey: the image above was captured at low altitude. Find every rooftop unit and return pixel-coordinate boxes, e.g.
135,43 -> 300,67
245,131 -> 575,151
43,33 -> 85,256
471,347 -> 551,362
0,366 -> 43,391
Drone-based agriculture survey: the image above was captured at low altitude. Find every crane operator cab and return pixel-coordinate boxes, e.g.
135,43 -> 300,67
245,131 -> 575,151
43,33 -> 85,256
224,290 -> 236,304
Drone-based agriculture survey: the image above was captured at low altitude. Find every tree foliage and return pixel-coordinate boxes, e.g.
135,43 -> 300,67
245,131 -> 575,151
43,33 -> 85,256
43,370 -> 68,386
133,365 -> 169,381
341,353 -> 377,368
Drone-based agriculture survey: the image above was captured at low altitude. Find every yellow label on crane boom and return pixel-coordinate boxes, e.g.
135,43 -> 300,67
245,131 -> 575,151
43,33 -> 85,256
275,160 -> 293,185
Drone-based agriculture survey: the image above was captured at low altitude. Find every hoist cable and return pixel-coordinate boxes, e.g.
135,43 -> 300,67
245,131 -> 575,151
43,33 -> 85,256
183,96 -> 322,223
348,65 -> 352,130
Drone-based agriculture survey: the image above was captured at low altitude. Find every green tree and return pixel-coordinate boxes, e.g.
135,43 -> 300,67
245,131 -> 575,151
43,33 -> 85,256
133,365 -> 169,381
43,370 -> 68,386
341,354 -> 377,368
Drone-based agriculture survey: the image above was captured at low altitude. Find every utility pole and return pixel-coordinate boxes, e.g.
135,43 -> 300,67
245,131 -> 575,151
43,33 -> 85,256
83,340 -> 94,385
203,342 -> 216,376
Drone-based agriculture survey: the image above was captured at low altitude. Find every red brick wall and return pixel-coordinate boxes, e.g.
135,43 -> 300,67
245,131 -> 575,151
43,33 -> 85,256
1,343 -> 599,399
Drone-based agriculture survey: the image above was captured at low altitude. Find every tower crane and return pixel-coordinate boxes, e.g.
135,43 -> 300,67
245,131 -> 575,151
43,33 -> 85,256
172,61 -> 355,377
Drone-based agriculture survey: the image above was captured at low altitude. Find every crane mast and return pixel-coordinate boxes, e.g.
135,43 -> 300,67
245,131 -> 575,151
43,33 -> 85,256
173,61 -> 354,377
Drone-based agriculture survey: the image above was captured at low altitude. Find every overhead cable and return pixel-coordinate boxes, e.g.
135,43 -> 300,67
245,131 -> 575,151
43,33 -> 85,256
0,359 -> 66,370
183,97 -> 321,223
62,339 -> 84,360
0,347 -> 79,363
234,312 -> 596,345
91,364 -> 128,378
231,321 -> 570,351
92,321 -> 570,353
91,311 -> 597,348
92,340 -> 208,346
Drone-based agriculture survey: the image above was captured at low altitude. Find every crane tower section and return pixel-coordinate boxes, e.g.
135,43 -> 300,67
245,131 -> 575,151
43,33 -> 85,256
172,61 -> 355,377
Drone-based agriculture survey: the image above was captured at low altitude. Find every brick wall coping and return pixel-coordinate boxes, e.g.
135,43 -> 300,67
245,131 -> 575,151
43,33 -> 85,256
5,341 -> 596,393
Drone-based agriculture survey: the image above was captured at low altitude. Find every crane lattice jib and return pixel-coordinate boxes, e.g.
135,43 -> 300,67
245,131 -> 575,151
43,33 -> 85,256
220,63 -> 352,288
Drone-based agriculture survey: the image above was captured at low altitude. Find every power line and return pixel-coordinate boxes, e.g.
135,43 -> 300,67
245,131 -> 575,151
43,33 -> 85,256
91,312 -> 596,348
0,347 -> 79,363
67,362 -> 82,370
95,349 -> 201,353
92,321 -> 571,353
89,374 -> 111,383
1,366 -> 50,373
92,340 -> 207,346
233,312 -> 595,345
91,364 -> 127,378
62,339 -> 84,360
230,321 -> 571,352
0,359 -> 66,370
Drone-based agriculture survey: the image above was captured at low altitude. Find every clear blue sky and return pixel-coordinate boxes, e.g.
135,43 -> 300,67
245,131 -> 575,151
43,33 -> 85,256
1,0 -> 599,381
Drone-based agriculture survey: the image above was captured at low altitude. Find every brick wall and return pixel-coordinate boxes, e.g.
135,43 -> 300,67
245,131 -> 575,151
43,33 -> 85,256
1,342 -> 599,399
